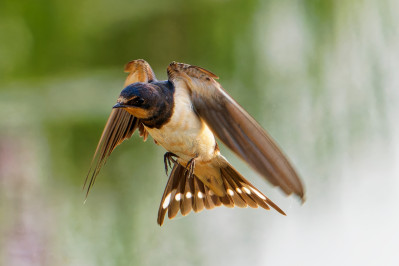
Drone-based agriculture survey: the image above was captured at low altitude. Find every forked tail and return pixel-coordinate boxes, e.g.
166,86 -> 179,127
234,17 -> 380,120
157,161 -> 285,226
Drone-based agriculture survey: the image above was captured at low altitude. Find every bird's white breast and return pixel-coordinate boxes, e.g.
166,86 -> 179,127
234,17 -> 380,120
144,80 -> 216,162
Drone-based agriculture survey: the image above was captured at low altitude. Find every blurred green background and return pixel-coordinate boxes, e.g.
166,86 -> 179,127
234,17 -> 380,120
1,0 -> 398,265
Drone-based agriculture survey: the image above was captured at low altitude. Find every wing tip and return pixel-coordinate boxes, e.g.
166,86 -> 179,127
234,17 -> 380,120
300,194 -> 306,204
290,184 -> 306,203
124,59 -> 157,83
124,59 -> 148,72
168,61 -> 219,80
281,185 -> 306,204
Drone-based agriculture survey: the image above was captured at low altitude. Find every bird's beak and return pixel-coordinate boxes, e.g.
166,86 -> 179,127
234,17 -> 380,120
113,103 -> 127,109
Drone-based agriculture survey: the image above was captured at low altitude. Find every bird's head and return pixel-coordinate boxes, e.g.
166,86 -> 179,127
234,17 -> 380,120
113,82 -> 163,119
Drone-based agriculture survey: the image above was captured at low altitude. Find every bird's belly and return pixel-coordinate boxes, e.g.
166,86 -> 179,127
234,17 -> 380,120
145,87 -> 216,163
146,112 -> 216,162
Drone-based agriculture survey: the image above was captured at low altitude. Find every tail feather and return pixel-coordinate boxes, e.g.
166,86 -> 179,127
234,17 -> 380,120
166,164 -> 184,220
223,170 -> 258,208
222,176 -> 247,208
181,174 -> 193,216
223,164 -> 286,215
193,178 -> 205,213
157,161 -> 285,226
203,186 -> 216,209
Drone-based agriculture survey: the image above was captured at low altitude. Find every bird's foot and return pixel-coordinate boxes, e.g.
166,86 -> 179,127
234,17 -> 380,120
185,157 -> 197,179
163,152 -> 178,175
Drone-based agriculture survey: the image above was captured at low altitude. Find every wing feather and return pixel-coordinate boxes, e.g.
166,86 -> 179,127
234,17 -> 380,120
166,62 -> 304,200
84,60 -> 156,197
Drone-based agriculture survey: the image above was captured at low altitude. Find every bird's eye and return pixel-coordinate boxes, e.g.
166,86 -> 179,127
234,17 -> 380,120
130,97 -> 144,106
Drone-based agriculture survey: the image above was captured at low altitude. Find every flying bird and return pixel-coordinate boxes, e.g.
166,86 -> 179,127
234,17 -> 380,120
84,59 -> 304,225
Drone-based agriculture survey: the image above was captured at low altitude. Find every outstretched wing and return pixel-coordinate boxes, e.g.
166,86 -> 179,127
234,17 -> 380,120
84,59 -> 156,197
166,62 -> 305,200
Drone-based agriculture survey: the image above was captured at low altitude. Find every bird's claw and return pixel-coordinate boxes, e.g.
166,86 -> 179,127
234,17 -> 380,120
163,152 -> 177,175
185,157 -> 196,179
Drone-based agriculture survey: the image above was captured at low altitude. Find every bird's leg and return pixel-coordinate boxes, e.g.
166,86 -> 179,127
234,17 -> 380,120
163,152 -> 178,175
185,156 -> 197,179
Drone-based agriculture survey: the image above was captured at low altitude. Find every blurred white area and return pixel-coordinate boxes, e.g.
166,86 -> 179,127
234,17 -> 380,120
250,1 -> 399,265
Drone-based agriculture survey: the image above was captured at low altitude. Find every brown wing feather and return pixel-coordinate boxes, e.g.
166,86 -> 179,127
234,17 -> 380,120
166,62 -> 305,200
84,60 -> 156,197
124,59 -> 157,85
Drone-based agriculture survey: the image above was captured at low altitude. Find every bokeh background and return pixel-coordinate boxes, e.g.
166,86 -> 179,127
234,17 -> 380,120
1,0 -> 398,265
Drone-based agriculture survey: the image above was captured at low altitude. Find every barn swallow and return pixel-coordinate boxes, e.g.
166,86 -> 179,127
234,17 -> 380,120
84,59 -> 304,225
